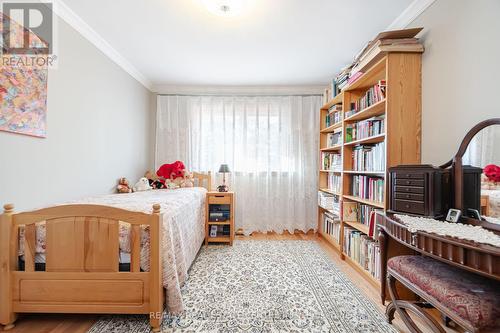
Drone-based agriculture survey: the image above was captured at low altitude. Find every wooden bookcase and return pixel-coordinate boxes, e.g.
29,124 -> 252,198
318,52 -> 422,290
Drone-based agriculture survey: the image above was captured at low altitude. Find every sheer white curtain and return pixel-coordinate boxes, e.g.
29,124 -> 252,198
155,95 -> 321,234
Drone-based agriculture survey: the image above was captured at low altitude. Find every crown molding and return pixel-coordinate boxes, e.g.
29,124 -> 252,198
153,84 -> 325,96
52,0 -> 153,90
386,0 -> 437,30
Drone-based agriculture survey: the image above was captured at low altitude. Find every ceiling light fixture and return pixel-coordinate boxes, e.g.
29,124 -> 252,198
201,0 -> 248,17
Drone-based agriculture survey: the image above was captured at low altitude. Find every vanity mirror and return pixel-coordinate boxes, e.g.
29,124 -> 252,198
441,118 -> 500,231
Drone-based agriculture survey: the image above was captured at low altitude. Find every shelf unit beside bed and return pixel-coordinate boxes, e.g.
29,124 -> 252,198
205,191 -> 234,245
317,51 -> 423,292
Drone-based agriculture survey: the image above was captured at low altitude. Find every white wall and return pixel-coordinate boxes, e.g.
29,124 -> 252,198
409,0 -> 500,165
0,17 -> 154,211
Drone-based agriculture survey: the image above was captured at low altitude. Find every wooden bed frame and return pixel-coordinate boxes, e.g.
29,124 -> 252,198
0,172 -> 211,332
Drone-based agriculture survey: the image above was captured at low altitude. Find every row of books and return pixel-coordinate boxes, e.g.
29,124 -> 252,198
351,142 -> 385,171
327,174 -> 341,194
322,212 -> 340,242
345,116 -> 385,142
325,104 -> 342,127
351,175 -> 384,203
343,227 -> 381,280
347,81 -> 386,117
321,152 -> 341,171
327,131 -> 342,147
343,202 -> 382,237
318,191 -> 340,216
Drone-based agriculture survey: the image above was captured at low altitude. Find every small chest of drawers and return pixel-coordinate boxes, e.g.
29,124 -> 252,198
389,165 -> 451,218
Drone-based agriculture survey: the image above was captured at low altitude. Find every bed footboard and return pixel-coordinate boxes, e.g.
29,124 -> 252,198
0,203 -> 164,332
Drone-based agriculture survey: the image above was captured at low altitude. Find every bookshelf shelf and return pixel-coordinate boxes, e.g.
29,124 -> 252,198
344,133 -> 385,146
343,220 -> 370,235
321,92 -> 343,110
320,122 -> 343,133
343,170 -> 385,175
344,99 -> 386,123
320,231 -> 341,251
208,221 -> 231,225
207,236 -> 231,243
318,51 -> 422,295
318,205 -> 338,215
319,188 -> 341,196
320,145 -> 342,152
343,195 -> 385,209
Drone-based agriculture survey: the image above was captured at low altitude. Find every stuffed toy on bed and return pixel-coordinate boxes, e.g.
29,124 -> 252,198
132,177 -> 152,192
156,161 -> 193,188
116,177 -> 132,193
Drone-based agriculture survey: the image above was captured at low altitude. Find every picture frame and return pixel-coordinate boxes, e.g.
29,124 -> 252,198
343,202 -> 359,222
445,208 -> 462,223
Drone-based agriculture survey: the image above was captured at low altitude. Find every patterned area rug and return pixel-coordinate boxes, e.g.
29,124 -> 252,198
88,240 -> 396,332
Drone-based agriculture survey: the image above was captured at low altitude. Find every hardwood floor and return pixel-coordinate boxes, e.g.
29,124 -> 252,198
4,232 -> 463,333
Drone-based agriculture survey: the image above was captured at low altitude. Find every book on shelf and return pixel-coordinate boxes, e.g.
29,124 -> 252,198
325,104 -> 342,127
318,191 -> 340,216
342,202 -> 382,237
345,81 -> 386,119
323,212 -> 341,242
321,152 -> 342,170
351,142 -> 385,171
343,227 -> 381,279
345,115 -> 385,143
327,173 -> 342,194
351,175 -> 384,203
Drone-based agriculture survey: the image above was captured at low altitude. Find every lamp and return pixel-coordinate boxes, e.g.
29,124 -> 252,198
217,164 -> 231,192
201,0 -> 248,17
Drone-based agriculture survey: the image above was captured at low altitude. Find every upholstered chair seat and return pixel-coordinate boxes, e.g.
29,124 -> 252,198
388,255 -> 500,330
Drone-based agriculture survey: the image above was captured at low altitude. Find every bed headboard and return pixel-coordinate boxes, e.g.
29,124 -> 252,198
192,172 -> 212,191
145,171 -> 212,191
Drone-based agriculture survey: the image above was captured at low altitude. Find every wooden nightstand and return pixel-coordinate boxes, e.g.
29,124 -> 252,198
205,191 -> 234,245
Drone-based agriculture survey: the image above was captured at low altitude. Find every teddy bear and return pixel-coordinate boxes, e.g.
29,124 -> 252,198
133,177 -> 152,192
116,177 -> 132,193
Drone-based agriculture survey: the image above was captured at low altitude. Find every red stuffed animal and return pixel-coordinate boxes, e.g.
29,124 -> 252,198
484,164 -> 500,183
156,161 -> 186,181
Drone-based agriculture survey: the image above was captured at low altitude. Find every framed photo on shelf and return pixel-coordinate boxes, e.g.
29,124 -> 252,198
343,202 -> 359,222
445,208 -> 462,223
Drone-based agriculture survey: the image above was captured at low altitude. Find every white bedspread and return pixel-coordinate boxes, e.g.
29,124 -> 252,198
19,188 -> 206,314
483,189 -> 500,218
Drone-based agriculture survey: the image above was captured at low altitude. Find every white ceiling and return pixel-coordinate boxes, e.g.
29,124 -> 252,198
61,0 -> 414,89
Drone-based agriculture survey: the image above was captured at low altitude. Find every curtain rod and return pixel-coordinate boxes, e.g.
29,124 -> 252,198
157,93 -> 322,97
